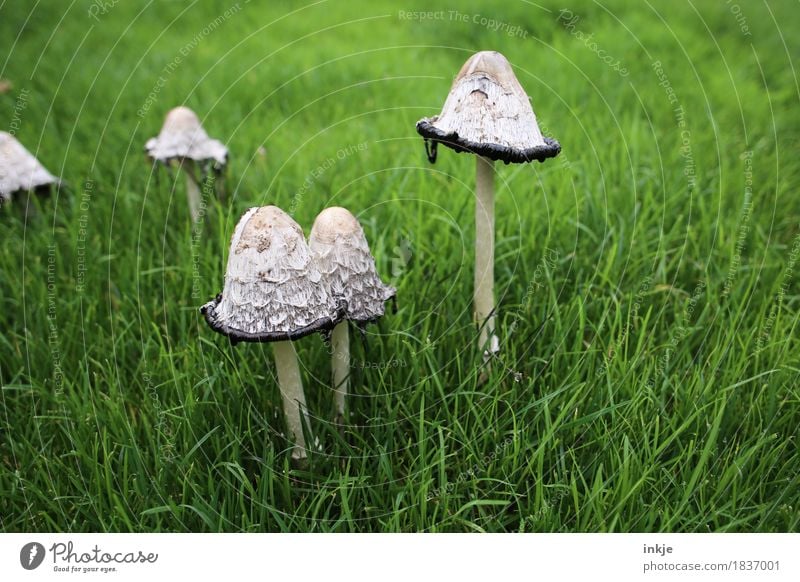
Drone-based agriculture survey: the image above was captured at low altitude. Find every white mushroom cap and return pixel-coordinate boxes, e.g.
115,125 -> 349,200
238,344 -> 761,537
309,207 -> 396,324
145,106 -> 228,168
0,131 -> 59,202
202,206 -> 344,342
416,51 -> 560,164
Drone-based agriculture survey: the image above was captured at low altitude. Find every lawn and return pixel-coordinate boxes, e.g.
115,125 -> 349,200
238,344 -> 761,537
1,0 -> 798,532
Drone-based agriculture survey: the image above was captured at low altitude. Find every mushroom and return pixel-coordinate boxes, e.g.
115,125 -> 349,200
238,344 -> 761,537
416,51 -> 560,360
201,206 -> 344,461
308,207 -> 396,421
0,131 -> 59,204
145,106 -> 228,222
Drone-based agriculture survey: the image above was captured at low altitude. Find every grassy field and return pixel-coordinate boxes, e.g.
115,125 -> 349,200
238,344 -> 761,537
1,0 -> 798,532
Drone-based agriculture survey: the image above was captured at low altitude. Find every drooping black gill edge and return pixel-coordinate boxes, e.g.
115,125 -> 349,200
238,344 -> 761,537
200,294 -> 347,345
416,119 -> 561,165
320,292 -> 398,349
144,149 -> 229,173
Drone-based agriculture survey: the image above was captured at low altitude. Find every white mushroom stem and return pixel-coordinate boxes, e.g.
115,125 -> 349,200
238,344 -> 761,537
272,341 -> 309,460
331,321 -> 350,419
475,155 -> 498,359
183,160 -> 202,222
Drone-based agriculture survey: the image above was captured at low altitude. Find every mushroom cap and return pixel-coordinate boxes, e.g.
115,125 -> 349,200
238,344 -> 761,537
201,206 -> 345,342
416,51 -> 560,164
309,207 -> 396,324
145,106 -> 228,168
0,131 -> 59,201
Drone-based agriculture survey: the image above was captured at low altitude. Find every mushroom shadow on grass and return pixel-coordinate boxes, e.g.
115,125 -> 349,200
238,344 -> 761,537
146,106 -> 228,222
416,51 -> 560,362
201,206 -> 345,462
309,207 -> 396,423
0,131 -> 60,214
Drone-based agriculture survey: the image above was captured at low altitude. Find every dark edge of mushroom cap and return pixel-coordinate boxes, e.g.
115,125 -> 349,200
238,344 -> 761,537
416,119 -> 561,164
144,150 -> 228,172
348,291 -> 397,326
351,280 -> 397,326
0,181 -> 61,204
143,106 -> 229,170
201,295 -> 347,344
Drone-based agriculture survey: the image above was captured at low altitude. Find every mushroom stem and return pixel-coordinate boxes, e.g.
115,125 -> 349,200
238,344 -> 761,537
475,155 -> 498,359
331,321 -> 350,420
272,340 -> 310,460
183,160 -> 202,222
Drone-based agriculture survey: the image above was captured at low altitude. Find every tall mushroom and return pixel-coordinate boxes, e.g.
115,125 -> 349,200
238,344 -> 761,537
416,51 -> 560,359
145,106 -> 228,222
0,131 -> 59,204
201,206 -> 344,461
308,207 -> 395,421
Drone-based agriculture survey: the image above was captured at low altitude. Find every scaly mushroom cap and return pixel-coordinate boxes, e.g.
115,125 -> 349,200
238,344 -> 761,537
416,51 -> 560,164
145,106 -> 228,168
309,207 -> 396,324
201,206 -> 345,342
0,131 -> 59,201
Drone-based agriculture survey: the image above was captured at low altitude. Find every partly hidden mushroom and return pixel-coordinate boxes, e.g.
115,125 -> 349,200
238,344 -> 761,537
0,131 -> 59,205
308,207 -> 396,421
201,205 -> 345,462
416,50 -> 560,361
146,106 -> 228,222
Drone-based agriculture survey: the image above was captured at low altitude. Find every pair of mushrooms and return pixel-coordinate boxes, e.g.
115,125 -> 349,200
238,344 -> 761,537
416,51 -> 560,359
145,106 -> 228,222
201,205 -> 395,461
0,131 -> 59,204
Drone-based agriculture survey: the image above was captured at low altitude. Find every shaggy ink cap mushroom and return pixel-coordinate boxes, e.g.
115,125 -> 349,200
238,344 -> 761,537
308,206 -> 396,326
145,106 -> 228,169
145,106 -> 229,222
308,206 -> 395,421
0,131 -> 59,202
415,51 -> 561,362
416,51 -> 560,164
201,205 -> 345,342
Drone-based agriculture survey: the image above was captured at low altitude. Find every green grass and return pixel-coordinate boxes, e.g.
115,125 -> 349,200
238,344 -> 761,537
1,0 -> 798,532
